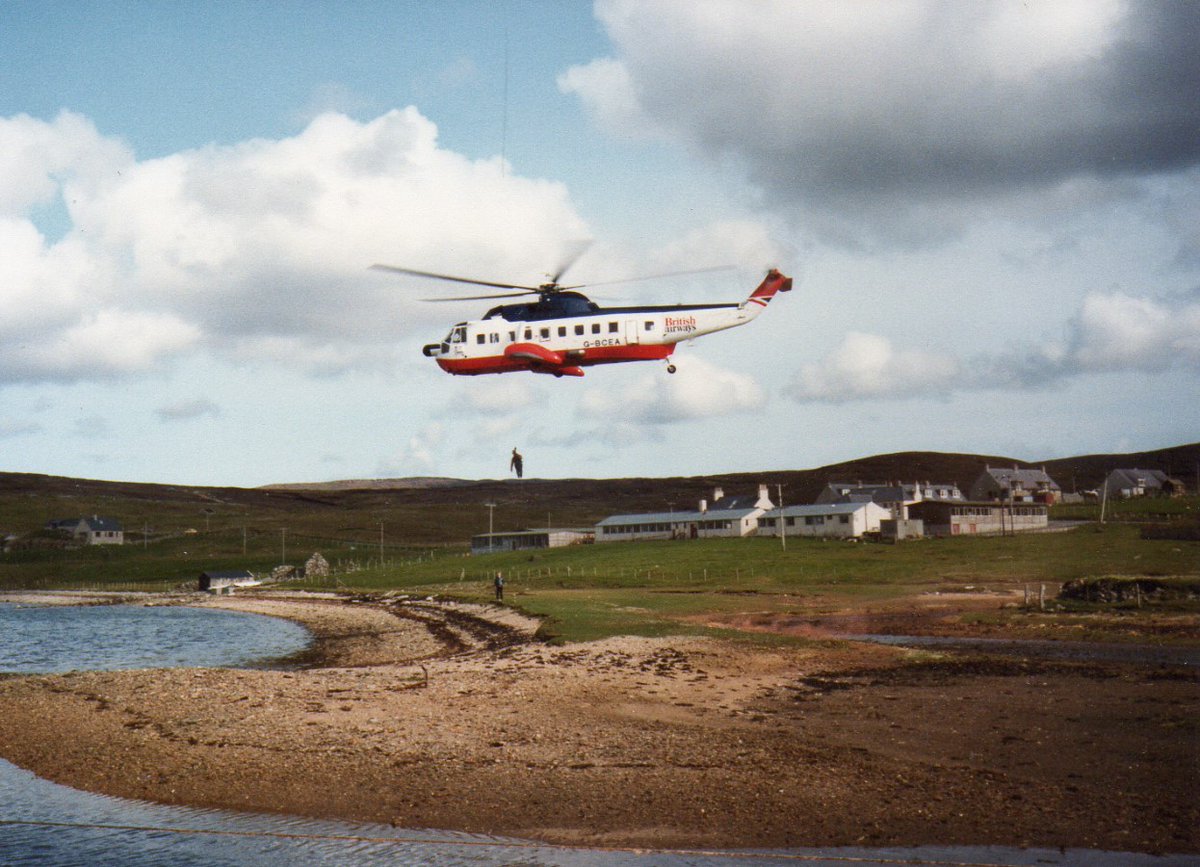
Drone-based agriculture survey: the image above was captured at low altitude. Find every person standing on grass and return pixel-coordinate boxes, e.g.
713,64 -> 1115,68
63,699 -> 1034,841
494,571 -> 505,602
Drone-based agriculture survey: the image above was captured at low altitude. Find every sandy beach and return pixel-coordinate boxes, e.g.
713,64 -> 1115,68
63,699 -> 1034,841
0,590 -> 1195,853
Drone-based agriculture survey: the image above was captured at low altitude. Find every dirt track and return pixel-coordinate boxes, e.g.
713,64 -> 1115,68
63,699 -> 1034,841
0,591 -> 1195,853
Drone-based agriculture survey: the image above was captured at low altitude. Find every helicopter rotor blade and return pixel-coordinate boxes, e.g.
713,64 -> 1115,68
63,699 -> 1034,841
421,290 -> 538,302
547,239 -> 594,286
370,264 -> 542,293
572,264 -> 738,290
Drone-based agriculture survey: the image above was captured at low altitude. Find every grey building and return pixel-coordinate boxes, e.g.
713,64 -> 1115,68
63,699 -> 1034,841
968,466 -> 1061,504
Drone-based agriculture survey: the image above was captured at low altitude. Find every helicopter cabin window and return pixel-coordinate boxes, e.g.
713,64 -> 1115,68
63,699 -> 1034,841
539,327 -> 550,340
575,324 -> 585,336
489,333 -> 500,344
557,326 -> 567,337
644,321 -> 654,331
476,334 -> 486,345
508,331 -> 516,342
591,323 -> 601,334
524,328 -> 532,340
608,322 -> 619,333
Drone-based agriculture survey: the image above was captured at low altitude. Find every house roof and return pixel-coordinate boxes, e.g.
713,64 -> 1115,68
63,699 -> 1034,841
1106,468 -> 1172,487
978,467 -> 1060,489
199,570 -> 255,580
73,516 -> 123,532
598,506 -> 762,526
762,502 -> 882,518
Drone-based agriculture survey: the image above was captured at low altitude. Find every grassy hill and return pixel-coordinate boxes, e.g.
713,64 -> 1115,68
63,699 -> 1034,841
2,443 -> 1196,599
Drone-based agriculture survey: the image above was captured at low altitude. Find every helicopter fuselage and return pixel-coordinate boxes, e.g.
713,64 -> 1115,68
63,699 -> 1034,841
422,269 -> 791,377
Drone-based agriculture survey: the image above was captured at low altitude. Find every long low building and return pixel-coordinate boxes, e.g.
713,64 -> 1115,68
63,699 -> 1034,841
471,528 -> 593,555
597,485 -> 774,542
757,502 -> 891,539
908,499 -> 1048,536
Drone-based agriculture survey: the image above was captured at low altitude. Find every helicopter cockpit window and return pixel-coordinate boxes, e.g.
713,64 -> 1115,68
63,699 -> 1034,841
447,325 -> 467,343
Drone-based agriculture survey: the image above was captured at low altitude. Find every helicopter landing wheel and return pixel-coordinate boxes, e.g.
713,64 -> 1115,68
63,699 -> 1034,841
666,363 -> 677,374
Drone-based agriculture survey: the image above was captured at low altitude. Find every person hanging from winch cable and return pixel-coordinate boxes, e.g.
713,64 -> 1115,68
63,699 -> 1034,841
510,447 -> 523,479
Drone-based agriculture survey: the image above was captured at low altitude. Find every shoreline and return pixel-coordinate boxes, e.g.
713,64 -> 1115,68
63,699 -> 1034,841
0,590 -> 1195,853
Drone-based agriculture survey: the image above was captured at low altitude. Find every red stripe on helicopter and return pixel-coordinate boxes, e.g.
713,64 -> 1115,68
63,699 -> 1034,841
436,343 -> 674,376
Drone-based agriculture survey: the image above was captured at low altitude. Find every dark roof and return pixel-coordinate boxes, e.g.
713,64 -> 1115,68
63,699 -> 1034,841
199,570 -> 255,580
79,516 -> 123,532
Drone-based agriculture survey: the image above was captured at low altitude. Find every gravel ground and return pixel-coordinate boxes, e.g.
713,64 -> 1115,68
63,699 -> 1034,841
0,591 -> 1195,853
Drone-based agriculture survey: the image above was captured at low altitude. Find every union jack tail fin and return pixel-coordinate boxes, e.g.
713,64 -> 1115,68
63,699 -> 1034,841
747,269 -> 793,308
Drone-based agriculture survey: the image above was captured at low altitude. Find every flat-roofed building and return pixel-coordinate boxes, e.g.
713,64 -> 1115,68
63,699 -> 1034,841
908,499 -> 1048,536
758,502 -> 891,539
471,528 -> 593,555
597,485 -> 774,542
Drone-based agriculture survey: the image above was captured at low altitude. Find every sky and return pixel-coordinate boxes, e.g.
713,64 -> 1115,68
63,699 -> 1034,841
2,0 -> 1198,488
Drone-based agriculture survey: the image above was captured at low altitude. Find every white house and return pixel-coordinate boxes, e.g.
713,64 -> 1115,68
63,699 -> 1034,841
597,485 -> 774,542
51,516 -> 124,545
758,502 -> 891,539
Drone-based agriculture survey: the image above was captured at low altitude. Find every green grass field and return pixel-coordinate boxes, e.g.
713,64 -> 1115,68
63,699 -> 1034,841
4,491 -> 1197,643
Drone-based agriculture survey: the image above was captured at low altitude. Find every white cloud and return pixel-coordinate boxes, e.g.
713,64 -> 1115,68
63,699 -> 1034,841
0,419 -> 42,438
377,421 -> 445,476
1069,292 -> 1200,372
786,332 -> 960,403
156,399 -> 221,422
0,108 -> 593,386
580,356 -> 765,424
786,291 -> 1200,402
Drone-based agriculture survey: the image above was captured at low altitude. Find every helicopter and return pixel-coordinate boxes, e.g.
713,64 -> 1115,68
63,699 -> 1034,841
371,250 -> 792,378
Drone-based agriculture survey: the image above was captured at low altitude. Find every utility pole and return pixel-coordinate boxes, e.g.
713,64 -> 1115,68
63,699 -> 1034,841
777,484 -> 786,550
281,528 -> 287,564
484,502 -> 496,553
379,521 -> 384,566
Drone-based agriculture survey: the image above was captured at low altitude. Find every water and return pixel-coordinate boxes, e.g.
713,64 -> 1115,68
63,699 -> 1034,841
851,633 -> 1200,667
0,603 -> 1194,866
0,603 -> 313,674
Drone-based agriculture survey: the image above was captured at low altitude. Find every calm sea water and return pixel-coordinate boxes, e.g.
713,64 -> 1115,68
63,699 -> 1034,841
0,603 -> 1193,867
0,602 -> 313,673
